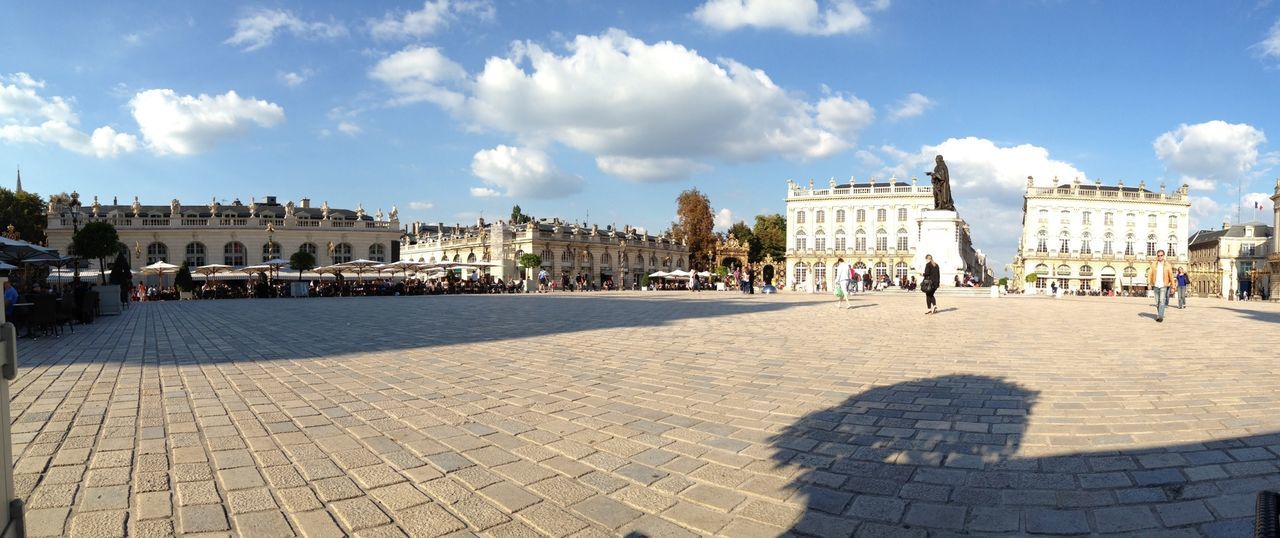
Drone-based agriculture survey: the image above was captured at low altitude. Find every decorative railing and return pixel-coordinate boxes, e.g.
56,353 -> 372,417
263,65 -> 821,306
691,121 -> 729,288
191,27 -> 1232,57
50,214 -> 394,231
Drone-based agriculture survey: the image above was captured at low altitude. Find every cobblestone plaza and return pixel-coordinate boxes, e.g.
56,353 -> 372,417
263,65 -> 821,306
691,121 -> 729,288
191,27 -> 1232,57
9,292 -> 1280,537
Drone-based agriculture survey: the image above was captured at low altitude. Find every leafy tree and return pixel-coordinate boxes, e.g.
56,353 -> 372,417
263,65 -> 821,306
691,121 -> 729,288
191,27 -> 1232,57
671,188 -> 715,270
72,221 -> 120,284
1025,273 -> 1038,283
640,274 -> 650,288
727,221 -> 753,244
0,187 -> 47,245
290,250 -> 317,281
998,277 -> 1009,287
518,253 -> 542,277
510,205 -> 532,224
751,213 -> 786,262
174,261 -> 195,292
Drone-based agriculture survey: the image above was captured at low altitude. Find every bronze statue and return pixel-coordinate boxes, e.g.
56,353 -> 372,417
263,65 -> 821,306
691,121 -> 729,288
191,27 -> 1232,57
926,155 -> 956,211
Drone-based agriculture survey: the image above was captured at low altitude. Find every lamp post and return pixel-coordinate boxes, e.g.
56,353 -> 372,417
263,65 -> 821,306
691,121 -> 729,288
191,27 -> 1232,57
618,240 -> 627,290
68,191 -> 82,282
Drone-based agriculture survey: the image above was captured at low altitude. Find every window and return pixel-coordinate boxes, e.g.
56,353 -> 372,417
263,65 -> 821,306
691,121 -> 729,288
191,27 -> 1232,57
1124,234 -> 1134,256
1038,209 -> 1048,222
1036,230 -> 1048,253
897,208 -> 907,221
1127,213 -> 1135,227
1080,265 -> 1094,277
300,242 -> 317,257
1146,234 -> 1157,256
467,253 -> 477,263
796,211 -> 806,224
1123,266 -> 1137,278
1103,233 -> 1114,255
835,209 -> 845,223
146,242 -> 167,265
856,209 -> 866,222
1104,212 -> 1114,226
262,241 -> 281,262
1083,211 -> 1092,225
896,228 -> 908,251
601,253 -> 611,266
877,208 -> 887,222
1167,236 -> 1177,257
874,262 -> 888,280
854,230 -> 866,251
813,262 -> 826,287
1059,233 -> 1070,252
1060,210 -> 1070,224
1080,233 -> 1092,254
1056,264 -> 1071,276
815,210 -> 825,223
834,230 -> 847,251
795,230 -> 807,250
368,243 -> 386,262
333,243 -> 352,264
651,254 -> 658,267
875,229 -> 888,251
1080,279 -> 1092,291
562,250 -> 571,263
1035,264 -> 1050,276
1147,214 -> 1156,228
793,262 -> 808,284
1168,216 -> 1177,230
185,242 -> 206,267
895,262 -> 908,281
1245,244 -> 1256,256
814,230 -> 826,250
224,242 -> 247,266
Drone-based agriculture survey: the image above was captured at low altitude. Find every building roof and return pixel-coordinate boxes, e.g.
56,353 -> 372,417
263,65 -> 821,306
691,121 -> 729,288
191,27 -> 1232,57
833,181 -> 912,189
1188,223 -> 1273,247
80,199 -> 373,220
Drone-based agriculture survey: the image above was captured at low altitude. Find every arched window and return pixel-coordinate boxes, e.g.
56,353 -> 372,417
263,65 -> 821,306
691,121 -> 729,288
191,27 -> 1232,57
146,242 -> 168,265
368,243 -> 386,262
853,262 -> 866,270
300,242 -> 317,257
1038,209 -> 1048,221
224,242 -> 247,266
813,262 -> 826,287
1123,266 -> 1137,278
467,252 -> 477,263
562,250 -> 571,263
815,210 -> 825,223
874,262 -> 888,280
651,254 -> 658,267
1056,264 -> 1071,276
1036,230 -> 1048,253
1034,263 -> 1050,276
856,209 -> 866,222
834,229 -> 847,251
796,210 -> 806,224
1167,235 -> 1177,257
895,262 -> 908,280
795,229 -> 807,250
1079,265 -> 1094,276
1060,210 -> 1071,224
896,228 -> 909,251
1124,234 -> 1135,256
333,243 -> 352,264
452,254 -> 460,262
1080,232 -> 1092,254
185,242 -> 206,267
1145,234 -> 1157,256
1103,232 -> 1114,255
675,258 -> 683,270
793,262 -> 808,284
854,229 -> 866,251
633,253 -> 642,269
835,209 -> 846,223
813,230 -> 827,250
262,241 -> 281,262
875,229 -> 888,251
1059,231 -> 1070,252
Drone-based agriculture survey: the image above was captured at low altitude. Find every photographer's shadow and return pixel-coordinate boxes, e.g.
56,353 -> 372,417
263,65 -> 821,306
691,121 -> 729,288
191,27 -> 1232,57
770,375 -> 1267,536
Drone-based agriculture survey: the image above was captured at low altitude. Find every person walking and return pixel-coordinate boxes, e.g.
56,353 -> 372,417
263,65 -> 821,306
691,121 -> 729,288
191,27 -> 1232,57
1147,249 -> 1174,322
922,254 -> 940,314
1175,267 -> 1189,309
833,258 -> 851,309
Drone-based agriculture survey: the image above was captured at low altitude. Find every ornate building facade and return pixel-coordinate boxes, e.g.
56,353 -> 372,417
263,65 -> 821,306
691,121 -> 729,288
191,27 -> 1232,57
1187,220 -> 1273,299
1011,177 -> 1191,293
399,218 -> 690,287
1269,179 -> 1280,300
45,195 -> 402,273
784,177 -> 984,291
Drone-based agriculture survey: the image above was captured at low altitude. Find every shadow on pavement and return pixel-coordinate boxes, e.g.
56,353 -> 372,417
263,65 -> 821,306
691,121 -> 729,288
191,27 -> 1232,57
771,375 -> 1275,536
1213,307 -> 1280,324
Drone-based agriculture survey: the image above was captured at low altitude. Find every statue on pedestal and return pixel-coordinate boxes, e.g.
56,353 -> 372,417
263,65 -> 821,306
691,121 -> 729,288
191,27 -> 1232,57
926,155 -> 956,211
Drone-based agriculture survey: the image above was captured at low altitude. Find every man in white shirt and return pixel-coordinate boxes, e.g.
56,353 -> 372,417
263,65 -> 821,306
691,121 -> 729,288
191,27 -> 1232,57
1146,249 -> 1175,322
833,258 -> 851,308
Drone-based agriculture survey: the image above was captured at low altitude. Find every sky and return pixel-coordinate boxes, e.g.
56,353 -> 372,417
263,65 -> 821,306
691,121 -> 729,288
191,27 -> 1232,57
3,0 -> 1280,274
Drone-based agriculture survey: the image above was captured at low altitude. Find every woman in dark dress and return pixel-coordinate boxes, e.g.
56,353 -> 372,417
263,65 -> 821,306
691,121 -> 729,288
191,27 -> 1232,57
922,254 -> 940,315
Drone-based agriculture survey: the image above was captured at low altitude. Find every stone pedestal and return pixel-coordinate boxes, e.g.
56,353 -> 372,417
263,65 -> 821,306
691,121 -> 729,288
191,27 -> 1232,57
912,210 -> 965,288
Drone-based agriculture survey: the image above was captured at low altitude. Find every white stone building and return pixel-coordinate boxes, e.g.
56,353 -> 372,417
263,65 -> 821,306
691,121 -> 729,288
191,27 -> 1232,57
1188,220 -> 1273,299
784,177 -> 986,292
1011,177 -> 1190,293
45,194 -> 402,275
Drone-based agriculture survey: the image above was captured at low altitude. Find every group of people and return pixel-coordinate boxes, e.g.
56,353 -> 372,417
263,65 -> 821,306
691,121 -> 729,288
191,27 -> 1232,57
830,255 -> 944,314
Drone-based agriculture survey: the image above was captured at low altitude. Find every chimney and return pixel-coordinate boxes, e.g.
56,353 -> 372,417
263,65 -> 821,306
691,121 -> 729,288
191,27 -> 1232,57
300,198 -> 311,208
1223,219 -> 1231,230
265,196 -> 277,205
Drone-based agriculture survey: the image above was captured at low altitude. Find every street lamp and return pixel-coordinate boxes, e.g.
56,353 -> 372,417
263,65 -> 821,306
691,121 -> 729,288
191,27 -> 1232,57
68,191 -> 82,282
618,240 -> 627,290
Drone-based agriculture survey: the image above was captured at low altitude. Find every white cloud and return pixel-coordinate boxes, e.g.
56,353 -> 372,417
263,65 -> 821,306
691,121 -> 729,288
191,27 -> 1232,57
278,69 -> 314,87
714,208 -> 734,231
0,72 -> 138,158
373,30 -> 872,183
1254,18 -> 1280,60
370,0 -> 494,40
337,121 -> 362,136
130,89 -> 285,155
692,0 -> 884,35
888,92 -> 935,121
469,187 -> 501,198
854,149 -> 882,167
1153,120 -> 1266,190
1189,196 -> 1222,232
408,201 -> 435,210
225,8 -> 347,52
1242,191 -> 1275,218
471,145 -> 583,198
369,45 -> 467,109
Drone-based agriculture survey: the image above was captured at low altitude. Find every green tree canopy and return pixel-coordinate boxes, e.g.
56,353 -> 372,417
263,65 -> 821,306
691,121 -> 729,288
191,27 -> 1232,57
174,261 -> 195,292
0,187 -> 47,245
751,213 -> 786,262
290,250 -> 317,281
518,253 -> 541,269
510,205 -> 532,224
72,221 -> 120,284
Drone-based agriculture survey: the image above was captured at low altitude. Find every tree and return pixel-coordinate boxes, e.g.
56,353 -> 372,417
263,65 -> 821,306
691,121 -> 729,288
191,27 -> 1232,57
290,250 -> 317,281
1025,273 -> 1038,283
751,213 -> 786,262
72,221 -> 120,284
518,253 -> 542,277
510,205 -> 531,224
108,250 -> 131,304
727,221 -> 753,244
174,261 -> 195,292
671,188 -> 715,270
0,187 -> 47,245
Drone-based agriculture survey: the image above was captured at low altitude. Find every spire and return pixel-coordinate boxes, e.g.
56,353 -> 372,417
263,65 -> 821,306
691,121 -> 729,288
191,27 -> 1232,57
15,166 -> 22,193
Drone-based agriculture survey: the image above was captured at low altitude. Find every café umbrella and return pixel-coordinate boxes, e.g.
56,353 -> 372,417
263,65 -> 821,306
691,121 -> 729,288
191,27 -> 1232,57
141,260 -> 180,287
194,264 -> 233,284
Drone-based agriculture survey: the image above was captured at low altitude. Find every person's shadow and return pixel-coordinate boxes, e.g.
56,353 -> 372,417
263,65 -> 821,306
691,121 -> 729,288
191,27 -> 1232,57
770,375 -> 1266,536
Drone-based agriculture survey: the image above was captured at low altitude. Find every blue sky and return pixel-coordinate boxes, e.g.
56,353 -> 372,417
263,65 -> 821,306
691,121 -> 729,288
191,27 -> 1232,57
3,0 -> 1279,272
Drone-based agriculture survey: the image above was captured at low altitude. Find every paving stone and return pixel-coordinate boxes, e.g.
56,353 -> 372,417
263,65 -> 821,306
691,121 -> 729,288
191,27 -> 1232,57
396,503 -> 468,536
1155,500 -> 1215,526
67,510 -> 126,538
1024,508 -> 1090,534
233,510 -> 296,537
178,504 -> 230,533
135,491 -> 173,520
903,502 -> 966,530
78,485 -> 130,512
289,510 -> 346,538
480,482 -> 542,513
24,507 -> 70,537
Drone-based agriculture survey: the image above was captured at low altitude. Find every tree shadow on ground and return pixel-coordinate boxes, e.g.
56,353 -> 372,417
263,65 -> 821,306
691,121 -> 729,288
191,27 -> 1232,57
771,375 -> 1276,536
15,293 -> 812,366
1213,307 -> 1280,324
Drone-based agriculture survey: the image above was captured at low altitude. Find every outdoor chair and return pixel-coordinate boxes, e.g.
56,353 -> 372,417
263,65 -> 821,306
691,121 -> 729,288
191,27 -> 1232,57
56,295 -> 77,333
30,296 -> 59,337
80,291 -> 99,324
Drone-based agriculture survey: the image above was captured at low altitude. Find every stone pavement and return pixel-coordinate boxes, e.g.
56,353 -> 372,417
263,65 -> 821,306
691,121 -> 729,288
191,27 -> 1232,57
8,291 -> 1280,537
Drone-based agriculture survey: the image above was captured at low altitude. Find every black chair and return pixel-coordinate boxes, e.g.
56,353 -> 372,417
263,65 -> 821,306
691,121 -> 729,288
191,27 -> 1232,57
56,296 -> 76,333
80,291 -> 98,324
30,296 -> 59,337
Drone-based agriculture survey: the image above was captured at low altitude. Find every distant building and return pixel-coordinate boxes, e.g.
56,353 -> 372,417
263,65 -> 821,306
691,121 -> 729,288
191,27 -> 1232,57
45,195 -> 401,273
1188,220 -> 1273,299
783,177 -> 986,291
399,218 -> 689,288
1012,177 -> 1190,293
1269,179 -> 1280,300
